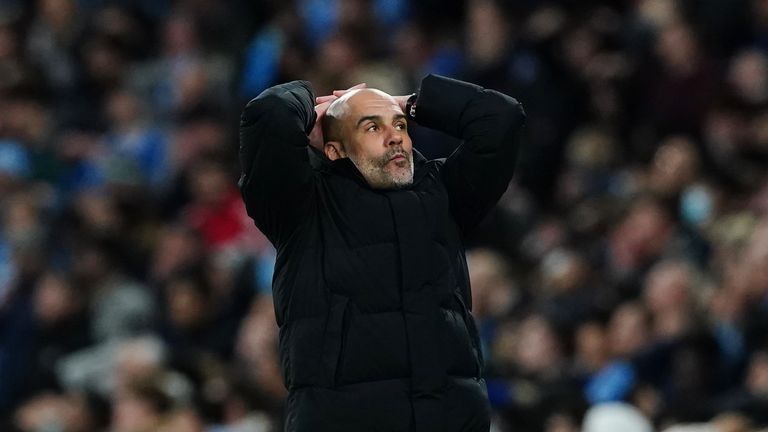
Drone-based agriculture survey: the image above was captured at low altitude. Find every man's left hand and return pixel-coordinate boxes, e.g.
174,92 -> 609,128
309,83 -> 367,150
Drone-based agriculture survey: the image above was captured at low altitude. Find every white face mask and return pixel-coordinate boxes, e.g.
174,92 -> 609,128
680,184 -> 713,227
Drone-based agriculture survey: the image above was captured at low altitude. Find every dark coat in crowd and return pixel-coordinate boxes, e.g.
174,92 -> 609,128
238,74 -> 525,432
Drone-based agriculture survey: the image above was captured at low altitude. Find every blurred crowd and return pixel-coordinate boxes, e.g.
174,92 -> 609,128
1,0 -> 768,431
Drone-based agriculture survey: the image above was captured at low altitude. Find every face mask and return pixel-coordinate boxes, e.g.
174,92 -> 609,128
680,184 -> 713,227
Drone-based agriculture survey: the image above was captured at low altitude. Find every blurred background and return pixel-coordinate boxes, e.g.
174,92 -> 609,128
1,0 -> 768,431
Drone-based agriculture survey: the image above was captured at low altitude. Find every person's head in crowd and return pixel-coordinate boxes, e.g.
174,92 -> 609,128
322,88 -> 414,189
114,337 -> 167,394
751,110 -> 768,153
466,0 -> 512,68
80,35 -> 127,89
91,6 -> 150,61
560,25 -> 600,77
727,49 -> 768,106
392,23 -> 432,75
466,248 -> 519,319
502,314 -> 564,378
0,22 -> 22,83
236,296 -> 277,363
37,0 -> 80,39
539,247 -> 590,297
564,127 -> 616,172
151,225 -> 206,283
70,237 -> 125,290
314,31 -> 363,84
710,413 -> 753,432
195,371 -> 279,430
524,5 -> 568,44
574,320 -> 610,373
643,259 -> 697,338
332,0 -> 382,58
2,189 -> 43,245
520,219 -> 567,261
235,297 -> 285,399
655,21 -> 702,76
662,413 -> 753,432
609,197 -> 674,273
172,105 -> 229,170
745,350 -> 768,397
749,178 -> 768,215
701,106 -> 748,175
2,95 -> 51,147
163,11 -> 199,57
106,88 -> 145,132
174,64 -> 208,113
14,393 -> 70,432
71,190 -> 123,238
608,302 -> 652,358
755,0 -> 768,37
3,190 -> 48,281
544,411 -> 581,432
14,391 -> 110,432
637,0 -> 681,31
112,337 -> 195,411
159,11 -> 213,113
337,0 -> 375,29
33,271 -> 81,326
158,407 -> 205,432
708,211 -> 758,277
648,136 -> 700,199
735,220 -> 768,299
164,270 -> 213,331
112,381 -> 173,432
187,157 -> 236,206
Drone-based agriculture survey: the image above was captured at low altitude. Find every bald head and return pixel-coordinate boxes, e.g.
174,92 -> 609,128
322,89 -> 359,146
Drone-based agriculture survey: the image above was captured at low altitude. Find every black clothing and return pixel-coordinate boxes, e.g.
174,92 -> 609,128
239,74 -> 525,432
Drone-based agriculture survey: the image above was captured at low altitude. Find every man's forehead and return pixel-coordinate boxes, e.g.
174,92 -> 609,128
331,89 -> 401,116
326,89 -> 404,132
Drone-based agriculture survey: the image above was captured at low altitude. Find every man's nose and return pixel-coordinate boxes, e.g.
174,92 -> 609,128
386,126 -> 403,146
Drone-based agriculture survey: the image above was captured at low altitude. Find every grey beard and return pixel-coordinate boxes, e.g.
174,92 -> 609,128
352,148 -> 414,189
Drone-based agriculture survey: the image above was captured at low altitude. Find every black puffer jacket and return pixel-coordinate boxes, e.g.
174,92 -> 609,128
239,74 -> 525,432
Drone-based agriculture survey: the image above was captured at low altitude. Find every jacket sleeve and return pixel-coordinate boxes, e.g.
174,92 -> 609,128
415,74 -> 526,233
238,80 -> 317,245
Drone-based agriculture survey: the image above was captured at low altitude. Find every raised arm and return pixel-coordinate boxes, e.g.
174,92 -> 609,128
239,80 -> 317,246
414,74 -> 526,232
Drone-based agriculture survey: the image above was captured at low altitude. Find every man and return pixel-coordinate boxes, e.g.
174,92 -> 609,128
239,74 -> 525,432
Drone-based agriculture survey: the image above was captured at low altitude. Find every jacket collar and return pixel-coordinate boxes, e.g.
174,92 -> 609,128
308,146 -> 430,189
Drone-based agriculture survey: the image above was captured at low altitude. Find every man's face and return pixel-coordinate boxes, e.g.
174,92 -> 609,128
333,89 -> 414,189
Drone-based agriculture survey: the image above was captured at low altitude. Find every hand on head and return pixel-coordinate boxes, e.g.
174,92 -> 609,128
308,83 -> 367,150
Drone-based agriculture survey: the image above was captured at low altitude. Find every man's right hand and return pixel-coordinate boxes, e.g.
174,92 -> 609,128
308,83 -> 366,151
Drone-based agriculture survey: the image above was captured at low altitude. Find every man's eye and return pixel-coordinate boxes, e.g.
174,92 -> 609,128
366,125 -> 378,132
395,122 -> 406,130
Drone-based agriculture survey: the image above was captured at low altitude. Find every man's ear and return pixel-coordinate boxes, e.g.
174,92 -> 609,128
324,141 -> 345,160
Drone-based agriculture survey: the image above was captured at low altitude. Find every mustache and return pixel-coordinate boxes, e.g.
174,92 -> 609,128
378,148 -> 411,166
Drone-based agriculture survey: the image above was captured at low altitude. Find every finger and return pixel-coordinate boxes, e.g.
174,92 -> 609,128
314,100 -> 333,116
315,95 -> 337,103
